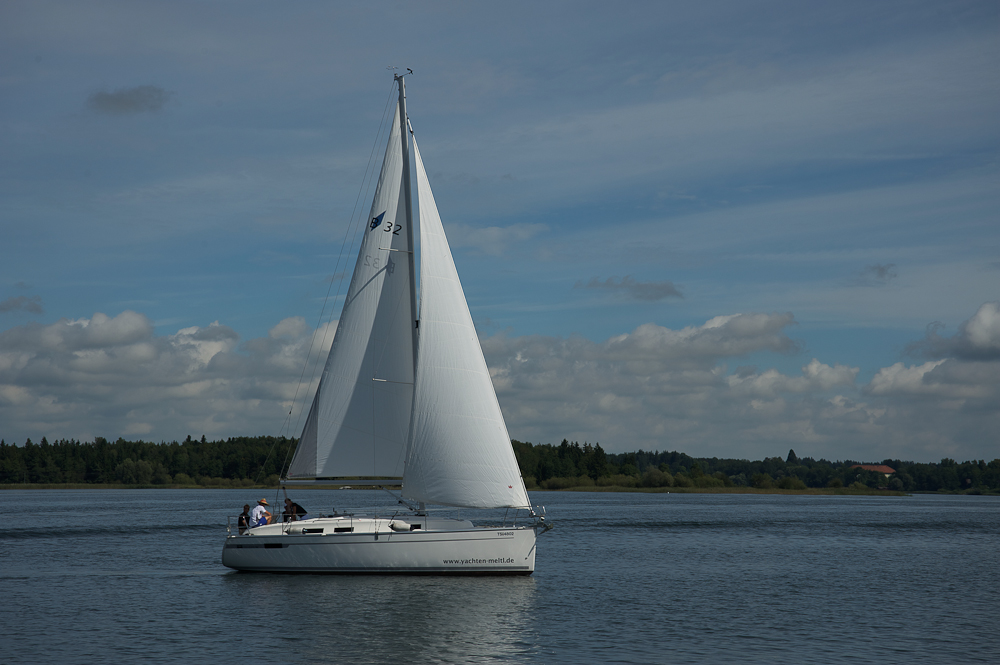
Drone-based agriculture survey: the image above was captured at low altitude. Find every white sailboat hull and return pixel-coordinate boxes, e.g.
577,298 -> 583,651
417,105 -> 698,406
222,516 -> 538,574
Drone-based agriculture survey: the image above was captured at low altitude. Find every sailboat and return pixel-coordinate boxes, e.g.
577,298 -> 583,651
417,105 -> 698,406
222,74 -> 547,574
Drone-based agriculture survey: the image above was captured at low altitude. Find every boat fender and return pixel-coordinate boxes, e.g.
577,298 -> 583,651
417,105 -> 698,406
389,521 -> 411,532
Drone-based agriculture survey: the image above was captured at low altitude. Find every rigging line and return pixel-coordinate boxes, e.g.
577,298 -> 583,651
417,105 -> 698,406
252,435 -> 295,489
278,78 -> 399,478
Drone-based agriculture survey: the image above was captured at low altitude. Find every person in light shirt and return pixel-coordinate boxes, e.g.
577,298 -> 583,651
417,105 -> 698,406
250,498 -> 271,526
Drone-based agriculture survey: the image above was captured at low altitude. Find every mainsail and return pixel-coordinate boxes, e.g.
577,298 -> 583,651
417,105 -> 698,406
287,107 -> 415,478
401,138 -> 531,509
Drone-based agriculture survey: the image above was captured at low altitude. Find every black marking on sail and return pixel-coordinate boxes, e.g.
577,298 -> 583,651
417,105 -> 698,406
370,211 -> 386,230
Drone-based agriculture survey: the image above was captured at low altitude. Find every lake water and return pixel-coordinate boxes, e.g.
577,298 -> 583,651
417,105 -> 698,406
1,489 -> 997,664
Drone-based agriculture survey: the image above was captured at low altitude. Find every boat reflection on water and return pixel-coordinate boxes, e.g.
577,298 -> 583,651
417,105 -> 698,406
224,573 -> 539,662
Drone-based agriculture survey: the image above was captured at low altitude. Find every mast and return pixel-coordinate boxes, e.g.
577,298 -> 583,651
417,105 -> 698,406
396,74 -> 419,374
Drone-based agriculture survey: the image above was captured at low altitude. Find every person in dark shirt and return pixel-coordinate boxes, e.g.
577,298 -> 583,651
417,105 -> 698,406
282,498 -> 308,522
237,504 -> 251,534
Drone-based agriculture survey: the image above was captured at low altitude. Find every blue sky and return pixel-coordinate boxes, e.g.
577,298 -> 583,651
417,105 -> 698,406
2,0 -> 998,462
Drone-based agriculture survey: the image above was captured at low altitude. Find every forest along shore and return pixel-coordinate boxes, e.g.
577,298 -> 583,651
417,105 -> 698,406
0,483 -> 913,496
1,436 -> 998,494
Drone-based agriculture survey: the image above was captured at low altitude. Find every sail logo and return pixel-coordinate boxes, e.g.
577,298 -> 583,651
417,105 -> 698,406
370,211 -> 386,231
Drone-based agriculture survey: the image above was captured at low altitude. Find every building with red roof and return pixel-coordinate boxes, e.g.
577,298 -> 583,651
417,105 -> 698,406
851,464 -> 896,477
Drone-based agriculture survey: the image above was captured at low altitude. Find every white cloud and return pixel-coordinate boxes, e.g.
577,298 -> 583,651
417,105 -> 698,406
170,322 -> 238,367
484,313 -> 808,453
0,312 -> 332,442
1,305 -> 997,462
727,359 -> 858,397
1,311 -> 154,353
483,309 -> 998,461
600,313 -> 799,367
867,356 -> 999,405
905,302 -> 1000,361
964,302 -> 1000,349
867,360 -> 947,395
269,316 -> 309,339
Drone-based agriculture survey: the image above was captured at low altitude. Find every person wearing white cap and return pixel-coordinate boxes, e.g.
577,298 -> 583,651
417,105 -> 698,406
250,498 -> 272,526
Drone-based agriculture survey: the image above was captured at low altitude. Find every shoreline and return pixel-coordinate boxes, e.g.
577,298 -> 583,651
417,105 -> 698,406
558,485 -> 911,496
6,483 -> 993,496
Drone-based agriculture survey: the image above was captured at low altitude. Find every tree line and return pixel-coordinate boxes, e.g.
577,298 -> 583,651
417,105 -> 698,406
0,436 -> 293,487
1,435 -> 997,493
511,439 -> 1000,493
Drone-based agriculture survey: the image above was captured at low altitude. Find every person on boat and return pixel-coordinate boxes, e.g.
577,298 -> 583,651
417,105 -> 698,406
250,498 -> 271,526
282,498 -> 308,522
237,504 -> 251,534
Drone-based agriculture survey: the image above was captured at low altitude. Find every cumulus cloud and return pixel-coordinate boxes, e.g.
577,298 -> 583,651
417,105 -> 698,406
481,312 -> 811,452
88,85 -> 171,115
0,311 -> 335,443
575,276 -> 683,301
602,313 -> 799,366
907,302 -> 1000,360
480,309 -> 998,461
2,306 -> 998,462
0,296 -> 43,314
0,310 -> 806,452
727,359 -> 858,397
867,360 -> 947,395
858,356 -> 1000,459
838,302 -> 1000,458
0,311 -> 153,353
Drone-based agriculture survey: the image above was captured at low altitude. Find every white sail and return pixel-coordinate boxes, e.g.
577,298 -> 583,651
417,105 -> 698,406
288,107 -> 415,478
402,138 -> 530,509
